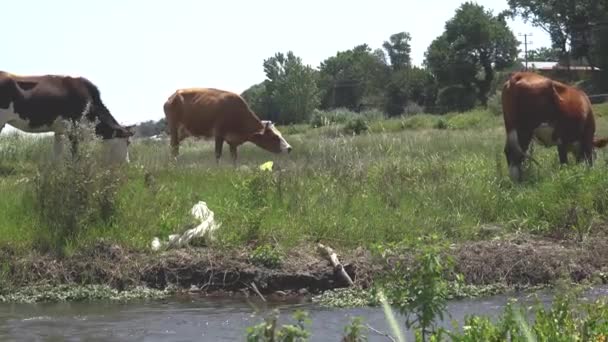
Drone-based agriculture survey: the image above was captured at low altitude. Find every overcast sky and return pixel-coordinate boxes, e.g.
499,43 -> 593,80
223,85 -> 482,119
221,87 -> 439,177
3,0 -> 551,125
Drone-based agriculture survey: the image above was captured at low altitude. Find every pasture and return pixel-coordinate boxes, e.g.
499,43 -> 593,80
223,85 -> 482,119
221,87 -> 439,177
1,103 -> 608,256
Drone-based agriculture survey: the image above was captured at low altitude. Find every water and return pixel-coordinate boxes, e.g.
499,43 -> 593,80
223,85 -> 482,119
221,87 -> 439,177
1,286 -> 607,341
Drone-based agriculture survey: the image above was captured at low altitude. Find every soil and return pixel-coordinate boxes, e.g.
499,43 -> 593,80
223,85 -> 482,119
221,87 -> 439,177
3,233 -> 608,298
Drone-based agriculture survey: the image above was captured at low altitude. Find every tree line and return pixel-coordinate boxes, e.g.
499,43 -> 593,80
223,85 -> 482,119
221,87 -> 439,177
135,0 -> 608,135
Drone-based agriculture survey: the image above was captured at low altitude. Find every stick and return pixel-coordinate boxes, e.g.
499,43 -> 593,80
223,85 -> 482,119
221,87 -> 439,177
250,282 -> 266,302
366,324 -> 397,342
317,243 -> 354,286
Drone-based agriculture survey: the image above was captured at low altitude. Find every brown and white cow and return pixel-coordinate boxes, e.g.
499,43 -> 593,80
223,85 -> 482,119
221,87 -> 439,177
163,87 -> 292,165
501,71 -> 608,182
0,71 -> 135,163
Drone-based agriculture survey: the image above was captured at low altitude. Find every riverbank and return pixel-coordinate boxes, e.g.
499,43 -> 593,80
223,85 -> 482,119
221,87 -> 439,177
2,107 -> 608,305
2,231 -> 607,304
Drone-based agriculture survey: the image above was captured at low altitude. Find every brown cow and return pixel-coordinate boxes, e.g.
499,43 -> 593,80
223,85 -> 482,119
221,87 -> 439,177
502,71 -> 608,181
163,87 -> 292,165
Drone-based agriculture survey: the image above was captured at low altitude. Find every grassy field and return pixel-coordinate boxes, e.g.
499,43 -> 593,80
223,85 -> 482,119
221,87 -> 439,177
1,104 -> 608,256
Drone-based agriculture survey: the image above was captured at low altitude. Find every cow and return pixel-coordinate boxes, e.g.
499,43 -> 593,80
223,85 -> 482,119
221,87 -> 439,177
163,87 -> 292,165
501,71 -> 608,182
0,71 -> 135,164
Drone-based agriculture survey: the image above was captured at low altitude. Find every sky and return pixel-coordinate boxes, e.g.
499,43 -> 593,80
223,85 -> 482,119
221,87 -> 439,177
3,0 -> 552,126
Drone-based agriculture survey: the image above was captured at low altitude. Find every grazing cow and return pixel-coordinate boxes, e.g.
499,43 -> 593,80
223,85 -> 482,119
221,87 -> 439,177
0,71 -> 135,163
501,71 -> 608,181
163,87 -> 292,165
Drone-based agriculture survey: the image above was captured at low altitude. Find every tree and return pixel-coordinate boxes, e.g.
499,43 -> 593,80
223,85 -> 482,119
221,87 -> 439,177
263,51 -> 320,124
317,44 -> 390,110
134,118 -> 167,137
382,32 -> 412,70
241,81 -> 276,121
590,14 -> 608,91
384,67 -> 437,116
425,2 -> 519,107
527,47 -> 562,61
506,0 -> 607,68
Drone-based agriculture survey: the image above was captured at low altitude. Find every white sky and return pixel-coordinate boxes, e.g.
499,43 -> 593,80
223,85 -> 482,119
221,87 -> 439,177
2,0 -> 551,125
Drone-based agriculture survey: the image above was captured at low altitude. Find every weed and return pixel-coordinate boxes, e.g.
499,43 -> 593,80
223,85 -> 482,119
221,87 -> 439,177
250,244 -> 283,269
246,309 -> 311,342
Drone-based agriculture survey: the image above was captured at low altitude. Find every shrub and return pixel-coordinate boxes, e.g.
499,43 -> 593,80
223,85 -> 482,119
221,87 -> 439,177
437,85 -> 477,113
403,102 -> 425,116
246,309 -> 310,342
30,119 -> 124,254
343,117 -> 369,135
487,90 -> 503,116
250,244 -> 283,268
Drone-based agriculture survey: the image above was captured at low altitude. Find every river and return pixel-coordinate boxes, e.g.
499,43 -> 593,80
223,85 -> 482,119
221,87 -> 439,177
1,285 -> 606,341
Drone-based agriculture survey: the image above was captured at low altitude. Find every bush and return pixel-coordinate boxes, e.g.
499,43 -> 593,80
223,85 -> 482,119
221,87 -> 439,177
487,90 -> 503,116
402,102 -> 425,116
310,108 -> 383,129
343,117 -> 369,135
250,244 -> 283,268
30,119 -> 124,254
437,85 -> 477,113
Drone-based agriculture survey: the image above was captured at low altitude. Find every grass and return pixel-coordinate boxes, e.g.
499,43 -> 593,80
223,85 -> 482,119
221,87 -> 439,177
1,105 -> 608,255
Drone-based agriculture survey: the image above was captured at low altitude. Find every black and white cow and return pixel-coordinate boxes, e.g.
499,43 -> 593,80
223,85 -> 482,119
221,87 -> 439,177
0,71 -> 134,163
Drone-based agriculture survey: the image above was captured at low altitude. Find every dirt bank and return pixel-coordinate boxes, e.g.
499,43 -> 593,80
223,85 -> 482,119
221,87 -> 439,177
2,233 -> 608,299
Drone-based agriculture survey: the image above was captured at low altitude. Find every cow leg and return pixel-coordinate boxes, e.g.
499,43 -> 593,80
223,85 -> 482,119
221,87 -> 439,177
229,144 -> 238,167
581,142 -> 594,167
215,137 -> 224,164
557,144 -> 569,165
53,133 -> 65,161
67,121 -> 79,160
169,123 -> 180,160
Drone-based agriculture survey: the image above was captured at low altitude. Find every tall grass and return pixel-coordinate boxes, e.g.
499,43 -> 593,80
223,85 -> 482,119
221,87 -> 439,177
0,106 -> 607,253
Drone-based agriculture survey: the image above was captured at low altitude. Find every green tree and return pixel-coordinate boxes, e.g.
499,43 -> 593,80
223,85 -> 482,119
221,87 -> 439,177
135,118 -> 167,137
263,51 -> 320,124
528,46 -> 562,61
506,0 -> 607,68
317,44 -> 390,110
385,66 -> 437,116
590,15 -> 608,91
382,32 -> 412,70
241,81 -> 277,121
425,2 -> 519,107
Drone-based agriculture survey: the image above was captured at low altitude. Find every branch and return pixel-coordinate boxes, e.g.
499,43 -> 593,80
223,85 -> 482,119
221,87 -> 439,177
317,243 -> 354,286
366,324 -> 397,342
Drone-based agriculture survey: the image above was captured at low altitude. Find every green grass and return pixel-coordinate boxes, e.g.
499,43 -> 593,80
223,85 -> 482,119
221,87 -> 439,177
1,105 -> 608,254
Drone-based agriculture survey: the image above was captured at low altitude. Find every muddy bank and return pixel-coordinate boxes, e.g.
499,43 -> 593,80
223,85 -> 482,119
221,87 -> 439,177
2,233 -> 608,301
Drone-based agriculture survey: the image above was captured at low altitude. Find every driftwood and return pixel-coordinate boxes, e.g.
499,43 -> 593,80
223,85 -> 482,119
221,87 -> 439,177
249,282 -> 266,302
317,243 -> 354,286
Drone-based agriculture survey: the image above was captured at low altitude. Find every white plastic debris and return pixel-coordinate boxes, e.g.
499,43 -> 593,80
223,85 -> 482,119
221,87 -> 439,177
151,201 -> 221,251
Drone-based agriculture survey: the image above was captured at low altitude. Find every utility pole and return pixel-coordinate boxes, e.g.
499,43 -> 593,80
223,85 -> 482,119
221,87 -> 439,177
518,33 -> 533,70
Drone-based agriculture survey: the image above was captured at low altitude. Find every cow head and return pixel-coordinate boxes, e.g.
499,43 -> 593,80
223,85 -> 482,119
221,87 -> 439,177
103,124 -> 135,164
249,121 -> 292,154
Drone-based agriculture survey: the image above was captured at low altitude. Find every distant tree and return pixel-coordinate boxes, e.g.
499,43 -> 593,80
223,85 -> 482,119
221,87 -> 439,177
134,118 -> 167,138
425,2 -> 519,108
241,81 -> 276,121
591,13 -> 608,91
506,0 -> 607,68
384,66 -> 437,116
317,44 -> 390,110
527,47 -> 562,61
382,32 -> 412,70
263,51 -> 320,124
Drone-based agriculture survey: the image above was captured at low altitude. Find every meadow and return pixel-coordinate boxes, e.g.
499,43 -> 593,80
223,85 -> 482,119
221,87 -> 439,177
1,103 -> 608,256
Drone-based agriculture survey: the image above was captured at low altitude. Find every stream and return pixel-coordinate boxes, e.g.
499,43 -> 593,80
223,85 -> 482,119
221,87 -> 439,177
0,285 -> 607,341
